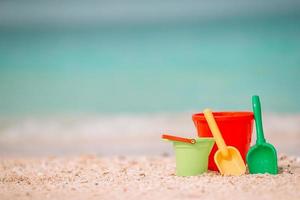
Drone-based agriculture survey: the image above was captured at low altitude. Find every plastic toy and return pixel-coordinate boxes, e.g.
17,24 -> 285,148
246,95 -> 278,174
192,111 -> 253,171
203,109 -> 246,176
162,134 -> 214,176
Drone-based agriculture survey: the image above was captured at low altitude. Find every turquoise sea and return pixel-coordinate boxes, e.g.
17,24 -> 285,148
0,13 -> 300,115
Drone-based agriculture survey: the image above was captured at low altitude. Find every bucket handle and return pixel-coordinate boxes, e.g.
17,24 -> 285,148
162,134 -> 196,144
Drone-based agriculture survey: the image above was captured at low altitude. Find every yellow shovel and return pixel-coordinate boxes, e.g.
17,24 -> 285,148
204,109 -> 246,176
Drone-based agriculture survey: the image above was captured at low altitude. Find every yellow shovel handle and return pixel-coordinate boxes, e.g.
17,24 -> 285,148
203,109 -> 229,157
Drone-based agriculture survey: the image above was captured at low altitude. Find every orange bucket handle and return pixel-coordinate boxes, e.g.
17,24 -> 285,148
162,134 -> 196,144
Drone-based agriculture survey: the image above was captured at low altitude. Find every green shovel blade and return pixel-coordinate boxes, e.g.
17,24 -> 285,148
247,143 -> 278,174
246,95 -> 278,174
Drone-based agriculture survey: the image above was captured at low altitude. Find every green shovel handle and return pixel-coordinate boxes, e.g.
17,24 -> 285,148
252,95 -> 266,144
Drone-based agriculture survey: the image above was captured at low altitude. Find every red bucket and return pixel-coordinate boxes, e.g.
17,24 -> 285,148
192,112 -> 254,171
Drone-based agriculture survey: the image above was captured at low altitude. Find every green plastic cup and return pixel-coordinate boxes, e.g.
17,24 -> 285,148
173,137 -> 215,176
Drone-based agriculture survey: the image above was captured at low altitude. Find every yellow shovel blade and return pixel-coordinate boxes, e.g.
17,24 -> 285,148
214,146 -> 246,176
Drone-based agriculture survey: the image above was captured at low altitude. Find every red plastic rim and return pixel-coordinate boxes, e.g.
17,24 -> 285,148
192,111 -> 254,121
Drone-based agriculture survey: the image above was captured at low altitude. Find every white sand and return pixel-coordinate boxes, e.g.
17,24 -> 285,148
0,113 -> 299,199
0,154 -> 300,200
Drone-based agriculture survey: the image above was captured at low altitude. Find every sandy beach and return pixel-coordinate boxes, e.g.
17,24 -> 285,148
0,154 -> 300,200
1,0 -> 299,198
0,113 -> 300,199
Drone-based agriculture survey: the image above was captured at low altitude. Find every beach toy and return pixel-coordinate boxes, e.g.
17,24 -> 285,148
193,111 -> 253,171
203,109 -> 246,176
246,95 -> 278,174
162,134 -> 215,176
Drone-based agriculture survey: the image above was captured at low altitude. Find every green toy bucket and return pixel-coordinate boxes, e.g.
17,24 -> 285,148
173,137 -> 215,176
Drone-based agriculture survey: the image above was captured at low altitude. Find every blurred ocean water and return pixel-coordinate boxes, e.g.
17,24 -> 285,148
0,1 -> 300,156
0,1 -> 300,115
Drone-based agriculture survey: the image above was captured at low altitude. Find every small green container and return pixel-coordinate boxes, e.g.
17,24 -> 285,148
173,137 -> 215,176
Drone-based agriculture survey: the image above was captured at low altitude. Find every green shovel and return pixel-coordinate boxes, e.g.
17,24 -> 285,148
246,95 -> 278,174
